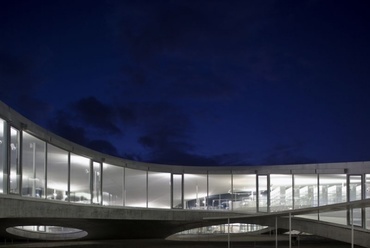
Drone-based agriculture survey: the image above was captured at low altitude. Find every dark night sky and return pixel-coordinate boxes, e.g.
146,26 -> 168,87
1,0 -> 370,166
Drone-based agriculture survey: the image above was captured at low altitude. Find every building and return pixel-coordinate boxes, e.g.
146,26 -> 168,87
0,100 -> 370,247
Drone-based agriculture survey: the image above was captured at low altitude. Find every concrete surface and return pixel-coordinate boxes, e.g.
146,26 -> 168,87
0,239 -> 363,248
1,196 -> 369,247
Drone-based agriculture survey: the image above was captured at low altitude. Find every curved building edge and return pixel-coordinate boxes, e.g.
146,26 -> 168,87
1,100 -> 368,174
2,100 -> 370,247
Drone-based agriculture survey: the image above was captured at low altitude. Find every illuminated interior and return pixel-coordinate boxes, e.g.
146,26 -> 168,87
1,107 -> 370,233
0,119 -> 5,194
6,225 -> 87,240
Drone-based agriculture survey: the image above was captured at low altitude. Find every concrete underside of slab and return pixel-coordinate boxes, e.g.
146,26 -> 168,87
1,196 -> 369,247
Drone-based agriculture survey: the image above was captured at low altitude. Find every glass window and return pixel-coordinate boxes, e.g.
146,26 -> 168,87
293,174 -> 318,209
366,174 -> 370,229
258,175 -> 268,212
349,175 -> 362,226
125,168 -> 147,207
366,174 -> 370,199
208,174 -> 231,210
102,163 -> 123,206
69,154 -> 91,204
92,162 -> 102,204
9,127 -> 20,194
293,174 -> 319,221
232,174 -> 256,213
270,174 -> 293,211
319,174 -> 347,225
184,174 -> 207,209
172,174 -> 183,209
319,174 -> 346,206
0,119 -> 7,193
148,171 -> 170,209
46,144 -> 68,201
349,175 -> 362,201
21,132 -> 46,198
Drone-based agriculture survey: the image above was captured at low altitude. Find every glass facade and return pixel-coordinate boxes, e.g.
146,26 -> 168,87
232,174 -> 256,212
0,118 -> 7,193
172,174 -> 183,209
70,154 -> 91,204
349,175 -> 362,226
125,168 -> 147,207
148,171 -> 170,209
102,163 -> 123,206
9,127 -> 20,194
47,144 -> 68,201
366,174 -> 370,229
319,174 -> 347,225
184,174 -> 207,209
294,174 -> 319,220
0,109 -> 370,232
270,174 -> 293,211
294,174 -> 318,209
208,174 -> 231,210
21,132 -> 46,198
257,175 -> 268,212
92,162 -> 102,204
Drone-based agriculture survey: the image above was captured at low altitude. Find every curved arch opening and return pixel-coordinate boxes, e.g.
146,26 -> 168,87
6,225 -> 87,240
168,223 -> 268,239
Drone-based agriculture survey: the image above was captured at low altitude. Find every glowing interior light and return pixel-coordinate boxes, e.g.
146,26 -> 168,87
10,143 -> 16,150
70,154 -> 90,167
6,226 -> 87,240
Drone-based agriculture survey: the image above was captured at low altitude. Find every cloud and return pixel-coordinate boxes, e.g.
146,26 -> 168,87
0,51 -> 52,121
45,98 -> 208,164
135,102 -> 194,152
114,1 -> 278,59
116,105 -> 136,124
261,142 -> 317,165
147,149 -> 216,166
144,149 -> 252,167
48,110 -> 88,146
46,97 -> 124,157
70,96 -> 121,135
107,1 -> 285,102
124,101 -> 254,166
86,140 -> 118,157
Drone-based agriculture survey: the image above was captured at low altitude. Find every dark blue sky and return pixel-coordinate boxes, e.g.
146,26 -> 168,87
1,0 -> 370,166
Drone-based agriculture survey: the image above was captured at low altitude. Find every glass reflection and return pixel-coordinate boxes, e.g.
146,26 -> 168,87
0,119 -> 7,193
9,127 -> 20,194
293,174 -> 318,220
232,174 -> 256,213
184,174 -> 207,209
148,171 -> 170,209
46,144 -> 68,201
69,154 -> 91,204
125,168 -> 147,207
366,174 -> 370,229
294,174 -> 318,209
208,174 -> 231,210
92,162 -> 101,204
102,163 -> 123,206
172,174 -> 183,209
270,174 -> 292,211
319,174 -> 346,225
21,132 -> 46,198
319,174 -> 346,206
349,175 -> 362,226
258,175 -> 268,212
